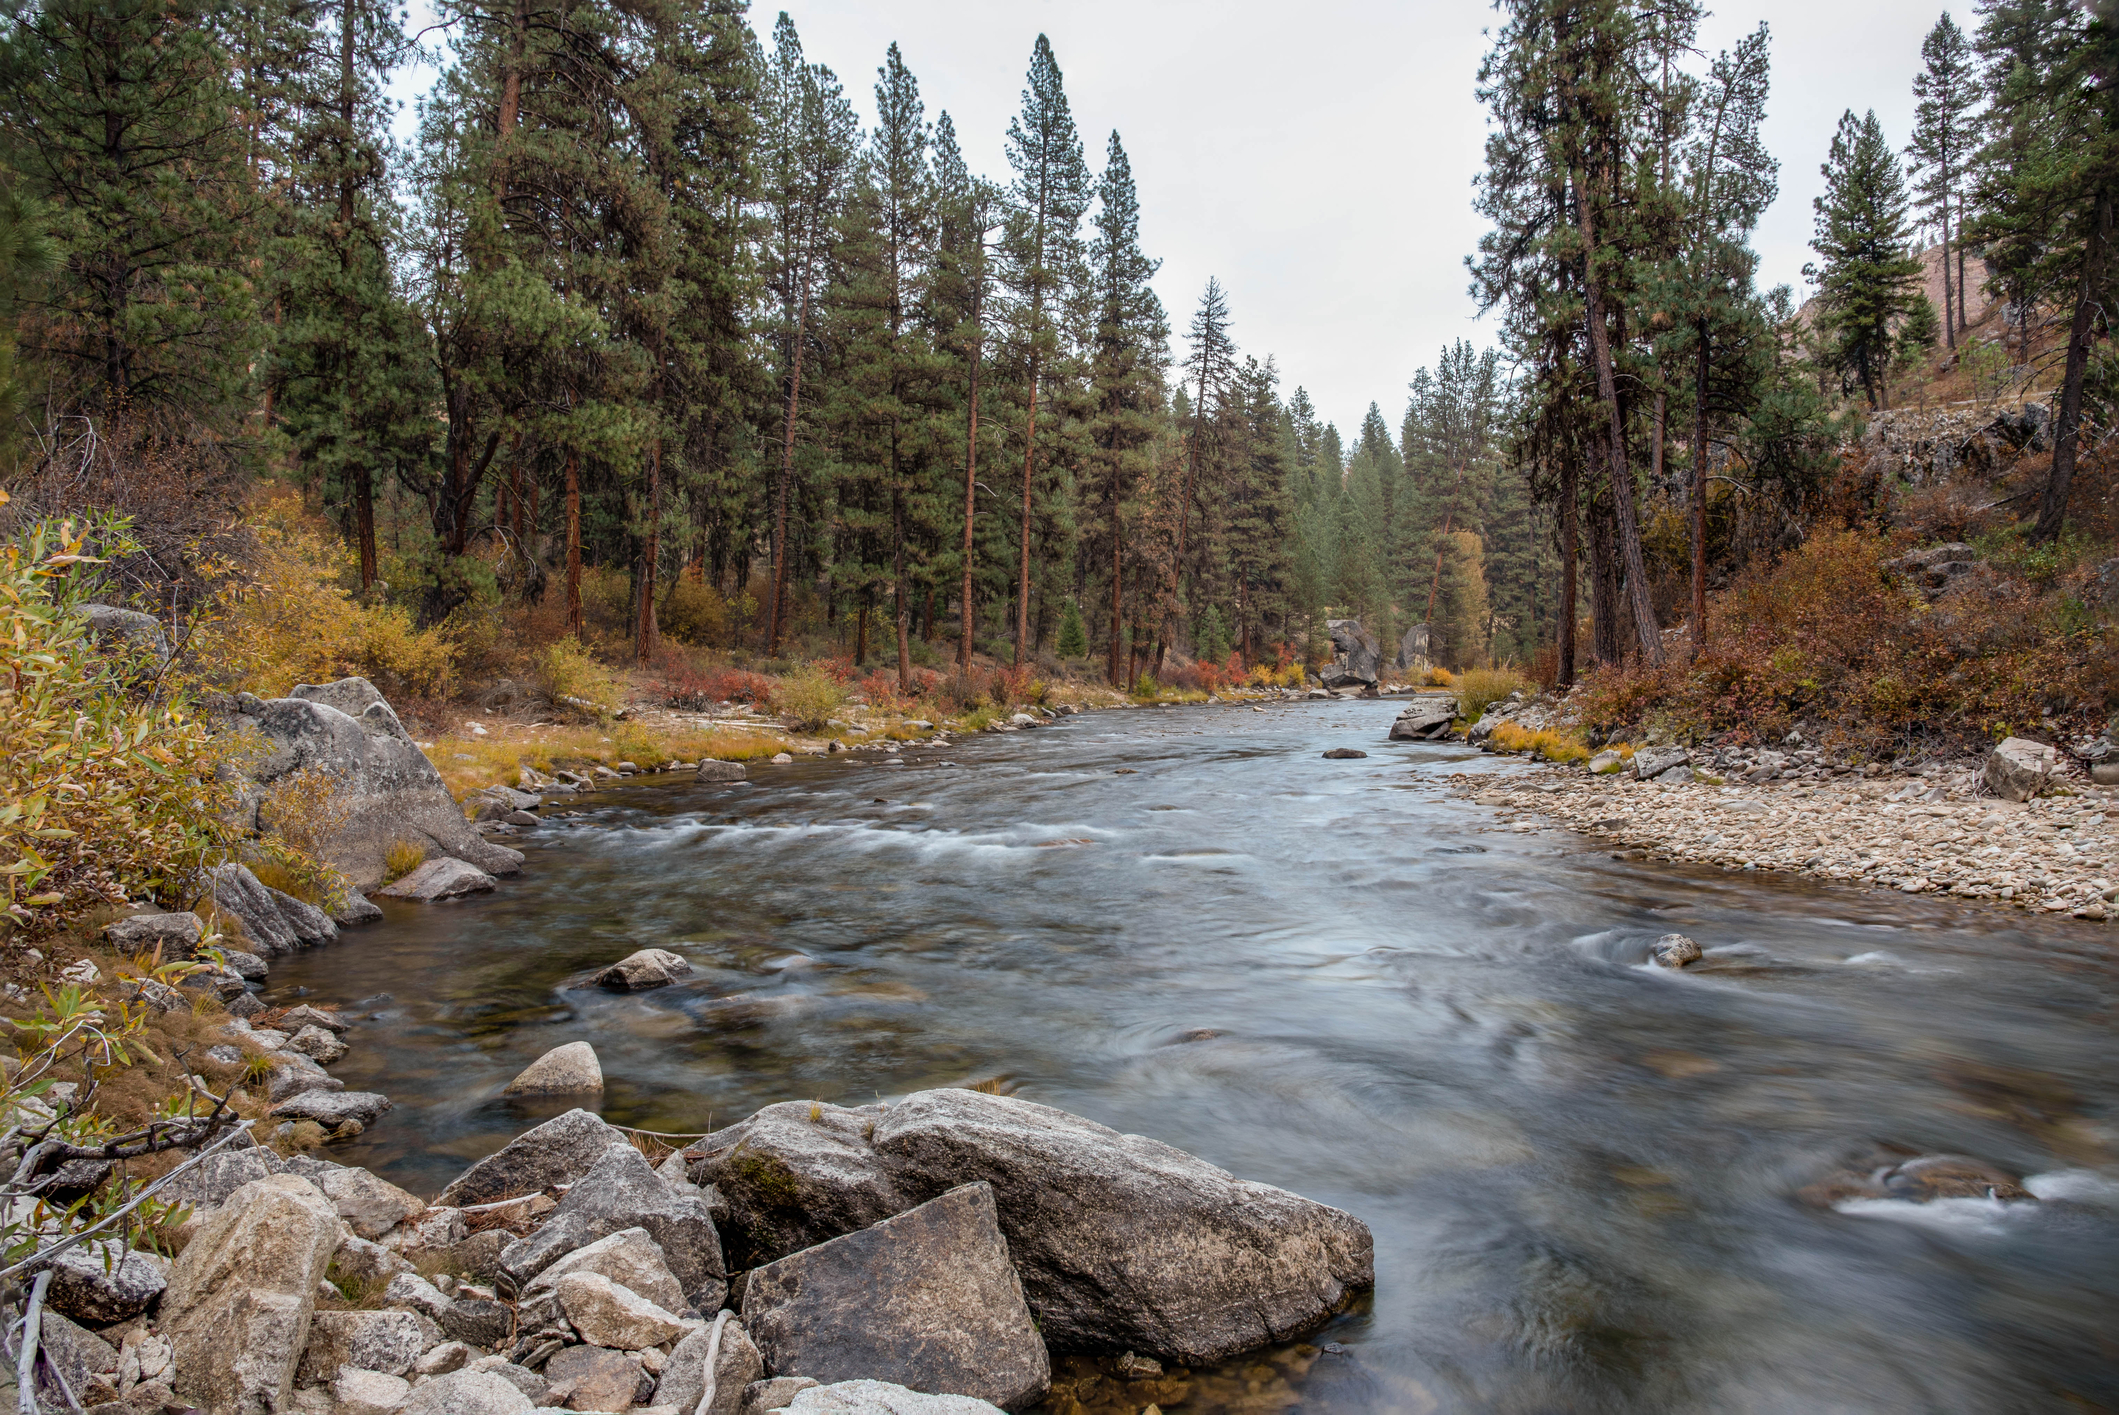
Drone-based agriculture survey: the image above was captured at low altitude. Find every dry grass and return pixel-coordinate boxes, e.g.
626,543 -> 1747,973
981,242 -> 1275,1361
425,721 -> 796,798
1454,667 -> 1535,721
1488,721 -> 1592,764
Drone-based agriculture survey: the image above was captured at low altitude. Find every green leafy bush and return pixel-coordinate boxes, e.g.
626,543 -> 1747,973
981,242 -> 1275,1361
769,664 -> 848,731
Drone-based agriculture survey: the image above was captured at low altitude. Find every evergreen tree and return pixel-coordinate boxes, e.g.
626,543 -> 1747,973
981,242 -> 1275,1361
1081,130 -> 1166,684
1906,12 -> 1981,346
1056,597 -> 1087,658
1223,355 -> 1293,664
999,34 -> 1088,665
1807,109 -> 1923,409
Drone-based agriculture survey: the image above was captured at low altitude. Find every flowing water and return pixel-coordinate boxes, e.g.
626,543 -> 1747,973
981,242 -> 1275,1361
270,700 -> 2119,1414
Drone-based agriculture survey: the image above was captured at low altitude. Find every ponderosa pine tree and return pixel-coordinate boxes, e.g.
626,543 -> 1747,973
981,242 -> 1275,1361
1165,276 -> 1235,667
1807,109 -> 1923,409
1906,12 -> 1981,346
1081,131 -> 1166,684
1222,355 -> 1293,664
999,34 -> 1088,666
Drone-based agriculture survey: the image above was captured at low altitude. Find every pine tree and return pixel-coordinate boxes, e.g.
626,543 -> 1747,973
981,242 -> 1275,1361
0,4 -> 263,422
1807,109 -> 1923,409
1000,35 -> 1088,665
1223,355 -> 1293,664
1906,13 -> 1981,346
1081,131 -> 1166,685
1056,597 -> 1087,658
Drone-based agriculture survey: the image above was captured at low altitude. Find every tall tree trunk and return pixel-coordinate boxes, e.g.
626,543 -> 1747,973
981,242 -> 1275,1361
564,445 -> 583,636
1557,454 -> 1578,688
2033,192 -> 2110,544
1016,358 -> 1040,667
959,286 -> 984,673
1573,174 -> 1665,667
636,436 -> 661,662
1651,393 -> 1666,485
855,597 -> 869,667
1108,504 -> 1123,686
768,267 -> 815,655
1957,192 -> 1969,334
1691,323 -> 1710,660
892,484 -> 911,691
353,467 -> 376,591
1588,475 -> 1622,666
1940,181 -> 1957,351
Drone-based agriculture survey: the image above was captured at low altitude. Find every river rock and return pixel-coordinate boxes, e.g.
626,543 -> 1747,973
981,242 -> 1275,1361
397,1369 -> 534,1415
542,1345 -> 649,1412
700,1089 -> 1374,1365
597,948 -> 692,991
779,1381 -> 1004,1415
34,1311 -> 115,1405
741,1377 -> 821,1414
1629,746 -> 1690,780
313,1166 -> 426,1240
162,1173 -> 344,1415
1983,736 -> 2063,802
297,1310 -> 432,1382
1649,933 -> 1702,969
554,1271 -> 698,1349
522,1228 -> 686,1313
439,1297 -> 514,1348
333,1368 -> 411,1415
658,1318 -> 765,1415
268,1051 -> 342,1102
697,762 -> 748,782
1320,748 -> 1368,760
278,1004 -> 352,1034
500,1142 -> 726,1311
288,1024 -> 348,1065
1801,1151 -> 2034,1206
155,1148 -> 287,1211
381,857 -> 497,901
272,1090 -> 392,1128
503,1041 -> 604,1096
438,1109 -> 626,1207
103,910 -> 204,954
332,1234 -> 414,1287
1387,700 -> 1456,741
207,863 -> 338,956
224,950 -> 269,981
742,1184 -> 1046,1410
46,1238 -> 169,1324
229,677 -> 524,889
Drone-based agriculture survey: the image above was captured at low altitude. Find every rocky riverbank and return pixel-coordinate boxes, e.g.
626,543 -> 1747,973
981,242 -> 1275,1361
1452,766 -> 2118,921
12,1083 -> 1373,1415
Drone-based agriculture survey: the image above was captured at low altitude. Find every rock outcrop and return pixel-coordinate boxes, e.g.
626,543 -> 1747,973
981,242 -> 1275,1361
1983,736 -> 2062,802
207,864 -> 337,956
228,676 -> 522,888
1387,694 -> 1457,741
1320,620 -> 1382,689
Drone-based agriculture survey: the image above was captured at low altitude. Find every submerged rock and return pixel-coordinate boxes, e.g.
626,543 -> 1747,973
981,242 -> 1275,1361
503,1041 -> 604,1096
1320,748 -> 1369,760
1649,934 -> 1702,969
778,1380 -> 1003,1414
597,947 -> 692,991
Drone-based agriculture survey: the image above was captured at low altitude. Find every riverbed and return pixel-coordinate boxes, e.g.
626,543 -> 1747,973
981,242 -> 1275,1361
272,699 -> 2119,1414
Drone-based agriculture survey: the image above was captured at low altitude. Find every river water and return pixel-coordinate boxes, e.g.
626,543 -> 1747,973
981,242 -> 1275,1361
271,700 -> 2119,1414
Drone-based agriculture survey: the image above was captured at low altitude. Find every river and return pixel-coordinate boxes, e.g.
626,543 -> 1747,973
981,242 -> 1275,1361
271,699 -> 2119,1414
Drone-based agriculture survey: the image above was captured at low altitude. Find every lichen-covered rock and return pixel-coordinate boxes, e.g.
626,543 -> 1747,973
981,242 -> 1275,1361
228,678 -> 523,889
380,857 -> 497,901
332,1368 -> 411,1415
297,1310 -> 433,1382
554,1271 -> 698,1350
46,1238 -> 169,1325
521,1228 -> 685,1313
396,1368 -> 533,1415
103,910 -> 204,954
741,1184 -> 1046,1410
541,1345 -> 648,1413
161,1174 -> 344,1415
271,1090 -> 391,1129
780,1381 -> 1003,1415
438,1109 -> 626,1208
207,864 -> 338,957
312,1166 -> 426,1240
1321,619 -> 1382,688
688,1103 -> 911,1270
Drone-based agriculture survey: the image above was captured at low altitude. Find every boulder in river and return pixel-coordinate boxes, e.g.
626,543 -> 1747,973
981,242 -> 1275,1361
504,1041 -> 605,1096
698,760 -> 749,782
1320,748 -> 1369,759
1983,736 -> 2063,802
597,947 -> 692,990
741,1182 -> 1048,1411
1801,1150 -> 2034,1206
1649,934 -> 1702,969
692,1088 -> 1374,1365
228,676 -> 524,888
1387,697 -> 1457,741
381,857 -> 497,901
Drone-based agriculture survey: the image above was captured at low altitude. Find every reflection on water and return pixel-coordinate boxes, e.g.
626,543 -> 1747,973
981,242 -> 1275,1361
269,701 -> 2119,1414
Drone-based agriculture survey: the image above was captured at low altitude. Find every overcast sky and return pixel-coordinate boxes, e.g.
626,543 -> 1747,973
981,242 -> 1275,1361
394,0 -> 1954,442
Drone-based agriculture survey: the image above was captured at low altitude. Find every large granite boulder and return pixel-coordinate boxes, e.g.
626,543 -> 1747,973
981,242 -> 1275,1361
694,1089 -> 1374,1365
1321,620 -> 1382,689
1394,622 -> 1432,673
227,677 -> 522,888
504,1041 -> 603,1096
46,1238 -> 168,1325
162,1173 -> 344,1415
397,1369 -> 533,1415
81,604 -> 170,666
296,1310 -> 433,1383
311,1165 -> 426,1240
742,1184 -> 1047,1411
438,1109 -> 626,1207
521,1228 -> 686,1313
500,1141 -> 726,1311
1983,736 -> 2063,802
